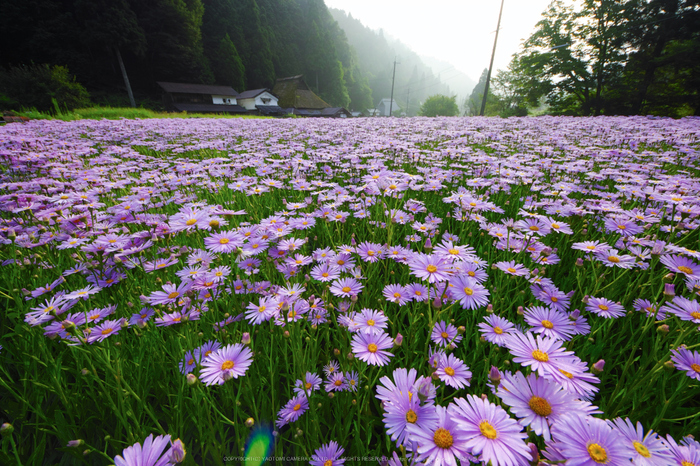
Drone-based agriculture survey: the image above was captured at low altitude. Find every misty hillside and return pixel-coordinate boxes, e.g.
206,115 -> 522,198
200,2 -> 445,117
0,0 -> 374,111
329,8 -> 458,116
419,55 -> 476,101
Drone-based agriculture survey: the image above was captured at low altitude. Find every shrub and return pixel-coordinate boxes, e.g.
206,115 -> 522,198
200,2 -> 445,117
0,63 -> 91,113
419,94 -> 459,117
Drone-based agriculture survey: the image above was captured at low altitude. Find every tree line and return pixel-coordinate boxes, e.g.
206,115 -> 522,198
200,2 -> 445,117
0,0 -> 374,111
492,0 -> 700,117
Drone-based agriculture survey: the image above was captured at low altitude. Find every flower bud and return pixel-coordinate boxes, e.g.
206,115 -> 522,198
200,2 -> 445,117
489,366 -> 501,386
457,326 -> 466,335
486,304 -> 493,314
245,418 -> 255,428
432,297 -> 442,309
347,351 -> 354,361
657,324 -> 670,335
351,294 -> 358,303
241,332 -> 251,345
67,439 -> 84,448
424,238 -> 433,250
528,443 -> 540,463
663,283 -> 675,300
592,359 -> 605,373
664,360 -> 675,371
575,258 -> 584,267
186,373 -> 197,386
517,306 -> 524,315
569,309 -> 580,320
283,330 -> 290,338
169,439 -> 186,463
81,368 -> 89,376
663,273 -> 675,283
393,333 -> 403,347
1,423 -> 14,437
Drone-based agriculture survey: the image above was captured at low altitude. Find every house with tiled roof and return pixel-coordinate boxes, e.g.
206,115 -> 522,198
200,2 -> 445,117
157,82 -> 246,113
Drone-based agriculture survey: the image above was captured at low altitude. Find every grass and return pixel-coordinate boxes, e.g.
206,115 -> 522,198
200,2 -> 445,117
13,106 -> 270,121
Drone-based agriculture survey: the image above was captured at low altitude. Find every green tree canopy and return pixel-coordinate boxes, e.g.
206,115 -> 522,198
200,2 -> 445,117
419,94 -> 459,117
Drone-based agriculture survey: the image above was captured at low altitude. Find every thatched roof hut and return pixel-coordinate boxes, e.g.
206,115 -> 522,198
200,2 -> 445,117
272,75 -> 330,110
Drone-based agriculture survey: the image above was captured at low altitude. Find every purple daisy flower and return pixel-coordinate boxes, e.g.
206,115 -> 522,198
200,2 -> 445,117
199,344 -> 253,386
354,308 -> 388,335
203,231 -> 243,254
356,241 -> 385,263
607,417 -> 673,466
451,395 -> 531,466
351,332 -> 394,366
87,319 -> 123,344
551,413 -> 636,466
660,255 -> 700,279
670,347 -> 700,380
496,371 -> 591,441
325,372 -> 348,392
310,262 -> 341,282
504,331 -> 578,379
276,395 -> 309,427
478,315 -> 516,346
310,441 -> 345,466
449,275 -> 490,310
408,253 -> 453,284
406,283 -> 430,302
114,434 -> 181,466
383,284 -> 411,305
329,277 -> 364,298
431,321 -> 462,348
586,297 -> 626,319
495,260 -> 529,277
382,391 -> 438,448
406,404 -> 473,466
145,281 -> 191,306
376,368 -> 420,404
524,306 -> 576,341
661,296 -> 700,324
436,354 -> 471,389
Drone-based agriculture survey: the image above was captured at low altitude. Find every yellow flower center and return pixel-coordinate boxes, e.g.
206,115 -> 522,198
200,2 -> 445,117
607,256 -> 620,263
334,379 -> 343,386
441,331 -> 449,339
552,223 -> 560,229
691,363 -> 700,373
551,296 -> 558,302
368,343 -> 378,353
494,326 -> 503,335
598,304 -> 609,311
221,360 -> 234,370
433,428 -> 454,448
507,267 -> 516,273
305,382 -> 312,390
678,266 -> 693,274
342,286 -> 351,293
468,271 -> 475,277
463,287 -> 473,296
322,272 -> 329,278
690,312 -> 700,320
367,250 -> 375,256
324,461 -> 332,466
393,292 -> 401,298
528,396 -> 552,416
532,350 -> 549,362
405,409 -> 418,423
167,292 -> 179,299
219,238 -> 229,244
541,320 -> 554,329
587,443 -> 607,463
367,319 -> 375,326
337,259 -> 345,265
185,219 -> 197,226
101,328 -> 113,335
426,265 -> 438,273
444,367 -> 455,376
618,224 -> 626,230
633,441 -> 651,458
479,421 -> 498,439
448,248 -> 459,255
529,225 -> 539,231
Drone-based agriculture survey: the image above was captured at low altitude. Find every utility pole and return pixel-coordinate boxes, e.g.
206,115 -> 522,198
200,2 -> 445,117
480,0 -> 504,116
405,88 -> 410,117
389,57 -> 399,117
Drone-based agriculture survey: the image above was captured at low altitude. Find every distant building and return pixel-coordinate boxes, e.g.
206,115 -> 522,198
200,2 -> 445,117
273,75 -> 330,111
157,82 -> 246,113
377,98 -> 401,116
236,89 -> 280,110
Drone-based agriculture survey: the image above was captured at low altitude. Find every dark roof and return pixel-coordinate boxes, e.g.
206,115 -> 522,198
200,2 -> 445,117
172,103 -> 247,114
256,105 -> 288,116
272,75 -> 330,109
321,107 -> 351,116
237,88 -> 276,99
157,82 -> 238,96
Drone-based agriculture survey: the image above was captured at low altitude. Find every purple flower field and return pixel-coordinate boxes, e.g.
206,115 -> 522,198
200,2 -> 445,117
1,115 -> 700,465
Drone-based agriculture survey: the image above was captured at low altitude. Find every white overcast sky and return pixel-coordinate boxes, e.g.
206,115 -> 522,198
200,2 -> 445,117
324,0 -> 565,81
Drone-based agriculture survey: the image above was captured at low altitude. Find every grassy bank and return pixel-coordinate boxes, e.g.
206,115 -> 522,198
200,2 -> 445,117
14,106 -> 269,121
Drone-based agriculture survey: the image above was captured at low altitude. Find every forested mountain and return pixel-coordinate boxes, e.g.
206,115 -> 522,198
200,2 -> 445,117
329,9 -> 456,116
0,0 -> 373,110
